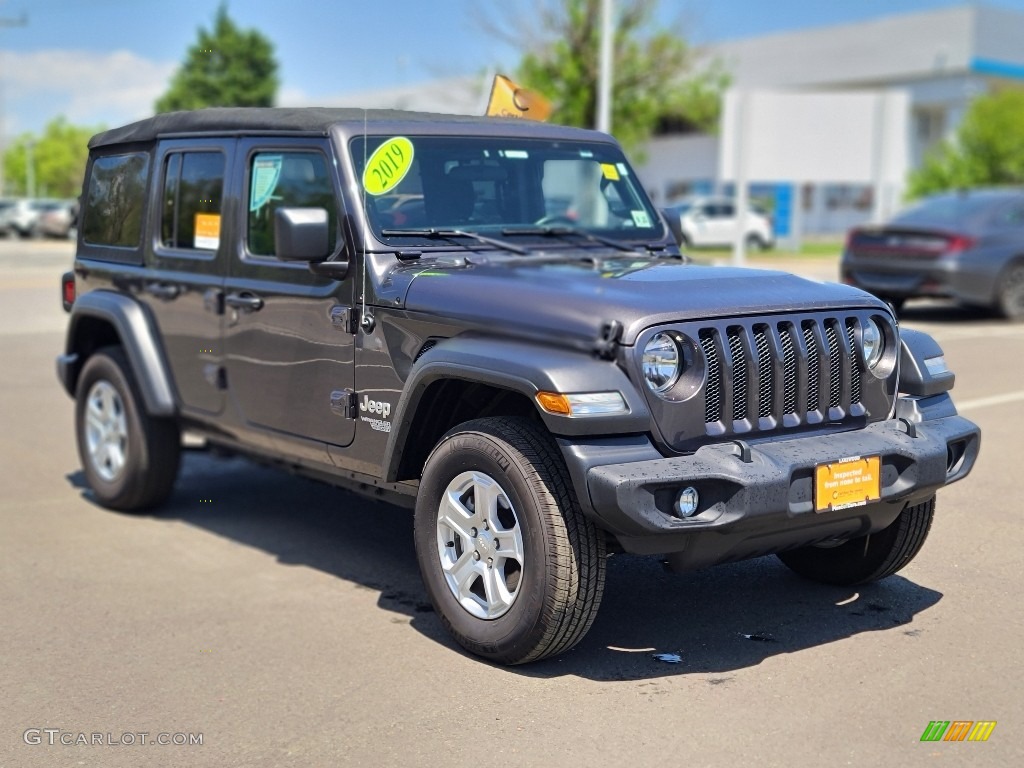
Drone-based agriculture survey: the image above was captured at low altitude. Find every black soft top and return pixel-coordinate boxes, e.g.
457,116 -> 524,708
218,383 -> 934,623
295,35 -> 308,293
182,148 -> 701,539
89,107 -> 597,149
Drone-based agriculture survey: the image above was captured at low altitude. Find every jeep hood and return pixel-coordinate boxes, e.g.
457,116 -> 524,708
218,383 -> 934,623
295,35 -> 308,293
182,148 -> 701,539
399,258 -> 886,345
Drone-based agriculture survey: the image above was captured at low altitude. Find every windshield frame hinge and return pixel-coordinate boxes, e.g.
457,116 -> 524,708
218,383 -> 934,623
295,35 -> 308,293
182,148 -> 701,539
594,320 -> 623,360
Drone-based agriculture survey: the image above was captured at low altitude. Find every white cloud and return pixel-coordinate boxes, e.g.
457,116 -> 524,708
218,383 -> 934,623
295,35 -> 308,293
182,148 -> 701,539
3,49 -> 176,133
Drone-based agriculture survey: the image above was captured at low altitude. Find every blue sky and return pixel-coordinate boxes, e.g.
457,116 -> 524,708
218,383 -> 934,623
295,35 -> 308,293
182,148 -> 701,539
3,0 -> 1024,136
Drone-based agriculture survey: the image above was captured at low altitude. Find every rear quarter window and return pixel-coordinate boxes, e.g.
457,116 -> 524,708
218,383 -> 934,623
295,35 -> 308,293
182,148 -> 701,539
82,152 -> 150,255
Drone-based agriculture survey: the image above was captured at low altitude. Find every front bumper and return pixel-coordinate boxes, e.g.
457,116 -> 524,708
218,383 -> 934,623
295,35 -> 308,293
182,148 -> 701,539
559,396 -> 979,569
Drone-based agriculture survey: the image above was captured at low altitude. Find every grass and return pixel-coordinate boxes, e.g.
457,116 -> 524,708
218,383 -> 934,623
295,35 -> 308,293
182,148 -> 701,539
686,238 -> 843,262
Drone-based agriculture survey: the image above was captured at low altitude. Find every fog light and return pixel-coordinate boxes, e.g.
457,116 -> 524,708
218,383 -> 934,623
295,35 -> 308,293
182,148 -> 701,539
675,486 -> 700,517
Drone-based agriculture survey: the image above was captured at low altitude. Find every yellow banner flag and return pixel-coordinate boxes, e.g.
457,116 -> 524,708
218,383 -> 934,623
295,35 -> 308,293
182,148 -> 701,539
485,75 -> 552,122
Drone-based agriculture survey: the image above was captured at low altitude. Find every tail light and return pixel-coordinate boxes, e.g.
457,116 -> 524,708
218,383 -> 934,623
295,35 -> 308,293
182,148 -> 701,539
61,271 -> 75,312
845,228 -> 862,251
946,234 -> 975,253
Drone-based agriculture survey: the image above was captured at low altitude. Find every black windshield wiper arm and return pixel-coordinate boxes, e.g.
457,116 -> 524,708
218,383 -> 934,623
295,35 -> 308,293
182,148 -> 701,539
501,225 -> 639,253
381,228 -> 528,255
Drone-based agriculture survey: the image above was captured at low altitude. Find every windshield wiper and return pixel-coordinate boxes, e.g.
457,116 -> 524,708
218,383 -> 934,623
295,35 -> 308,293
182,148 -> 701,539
381,228 -> 528,255
501,225 -> 640,253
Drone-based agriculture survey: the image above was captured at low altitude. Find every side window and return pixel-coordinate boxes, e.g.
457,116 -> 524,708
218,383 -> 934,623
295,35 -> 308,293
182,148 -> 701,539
161,151 -> 225,251
247,151 -> 337,258
83,153 -> 150,247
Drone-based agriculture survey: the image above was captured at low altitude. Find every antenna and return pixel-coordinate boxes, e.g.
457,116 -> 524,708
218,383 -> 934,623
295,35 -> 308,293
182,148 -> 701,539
359,109 -> 369,333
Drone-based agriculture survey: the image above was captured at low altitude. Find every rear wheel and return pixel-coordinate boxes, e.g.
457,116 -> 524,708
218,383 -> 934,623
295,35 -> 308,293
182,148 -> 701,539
75,347 -> 181,511
414,417 -> 605,664
777,498 -> 934,586
997,262 -> 1024,320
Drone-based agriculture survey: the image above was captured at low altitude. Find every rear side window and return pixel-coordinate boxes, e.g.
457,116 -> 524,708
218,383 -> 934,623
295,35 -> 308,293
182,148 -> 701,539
83,153 -> 150,247
161,151 -> 225,251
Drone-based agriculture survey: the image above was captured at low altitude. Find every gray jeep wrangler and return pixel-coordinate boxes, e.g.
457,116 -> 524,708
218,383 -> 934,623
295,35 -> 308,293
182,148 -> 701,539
57,108 -> 980,664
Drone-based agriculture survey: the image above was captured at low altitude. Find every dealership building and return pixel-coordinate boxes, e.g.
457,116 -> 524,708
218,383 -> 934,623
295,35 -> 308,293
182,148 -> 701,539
641,3 -> 1024,237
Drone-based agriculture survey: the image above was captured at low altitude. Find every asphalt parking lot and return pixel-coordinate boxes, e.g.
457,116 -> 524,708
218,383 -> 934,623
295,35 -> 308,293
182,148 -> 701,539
1,239 -> 1021,767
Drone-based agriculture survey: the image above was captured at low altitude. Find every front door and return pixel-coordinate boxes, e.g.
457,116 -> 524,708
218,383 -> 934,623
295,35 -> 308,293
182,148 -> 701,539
222,138 -> 356,451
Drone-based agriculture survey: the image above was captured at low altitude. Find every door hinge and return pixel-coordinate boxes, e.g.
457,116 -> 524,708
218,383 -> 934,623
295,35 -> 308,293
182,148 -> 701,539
204,288 -> 224,315
330,305 -> 357,334
330,389 -> 358,419
203,364 -> 228,390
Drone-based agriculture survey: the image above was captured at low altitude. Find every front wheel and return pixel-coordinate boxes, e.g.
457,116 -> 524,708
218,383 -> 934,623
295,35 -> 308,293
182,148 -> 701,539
777,498 -> 934,586
75,347 -> 181,511
414,417 -> 606,664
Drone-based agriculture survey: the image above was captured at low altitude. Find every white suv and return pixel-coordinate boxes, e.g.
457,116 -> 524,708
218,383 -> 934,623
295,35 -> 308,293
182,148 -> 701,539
663,196 -> 775,251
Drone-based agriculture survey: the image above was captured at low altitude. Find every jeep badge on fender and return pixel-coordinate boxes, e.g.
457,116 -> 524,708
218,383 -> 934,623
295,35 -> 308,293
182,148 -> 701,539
56,108 -> 980,665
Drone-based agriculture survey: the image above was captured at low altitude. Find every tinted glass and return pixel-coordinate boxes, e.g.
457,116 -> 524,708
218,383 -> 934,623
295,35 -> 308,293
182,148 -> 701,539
160,152 -> 225,251
83,153 -> 150,247
351,136 -> 662,245
247,151 -> 337,257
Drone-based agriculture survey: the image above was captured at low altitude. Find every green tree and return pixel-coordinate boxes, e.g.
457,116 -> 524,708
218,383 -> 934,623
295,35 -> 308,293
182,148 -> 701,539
3,117 -> 97,198
494,0 -> 727,152
908,89 -> 1024,198
155,3 -> 279,112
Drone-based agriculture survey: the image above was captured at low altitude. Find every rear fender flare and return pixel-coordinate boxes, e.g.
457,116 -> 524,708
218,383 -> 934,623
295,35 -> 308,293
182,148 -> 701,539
61,290 -> 177,416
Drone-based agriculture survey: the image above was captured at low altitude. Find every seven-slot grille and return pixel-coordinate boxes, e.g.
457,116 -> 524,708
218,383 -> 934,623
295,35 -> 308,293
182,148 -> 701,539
700,316 -> 864,431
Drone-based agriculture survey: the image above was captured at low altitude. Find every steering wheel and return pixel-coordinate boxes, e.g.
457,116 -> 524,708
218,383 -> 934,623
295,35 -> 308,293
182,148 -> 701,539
534,215 -> 576,227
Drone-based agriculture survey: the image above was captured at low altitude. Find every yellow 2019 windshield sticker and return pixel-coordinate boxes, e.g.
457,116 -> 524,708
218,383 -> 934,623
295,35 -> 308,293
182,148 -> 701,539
363,137 -> 414,195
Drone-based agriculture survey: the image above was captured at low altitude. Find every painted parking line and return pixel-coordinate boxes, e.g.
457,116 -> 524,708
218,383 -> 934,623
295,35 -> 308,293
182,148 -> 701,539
956,390 -> 1024,412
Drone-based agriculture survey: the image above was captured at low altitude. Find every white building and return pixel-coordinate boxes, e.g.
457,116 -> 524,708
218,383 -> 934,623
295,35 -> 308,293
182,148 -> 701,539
639,4 -> 1024,236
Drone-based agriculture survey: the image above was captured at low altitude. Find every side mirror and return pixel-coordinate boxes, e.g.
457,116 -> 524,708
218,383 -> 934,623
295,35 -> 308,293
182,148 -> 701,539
274,207 -> 330,262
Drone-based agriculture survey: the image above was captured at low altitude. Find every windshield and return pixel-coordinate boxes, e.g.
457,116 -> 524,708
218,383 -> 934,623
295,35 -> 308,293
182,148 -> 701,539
350,136 -> 663,247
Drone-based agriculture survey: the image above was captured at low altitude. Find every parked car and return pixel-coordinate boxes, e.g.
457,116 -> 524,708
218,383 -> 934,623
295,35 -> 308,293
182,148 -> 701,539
0,199 -> 14,236
34,200 -> 78,239
0,198 -> 58,238
842,188 -> 1024,318
57,108 -> 978,665
663,195 -> 775,250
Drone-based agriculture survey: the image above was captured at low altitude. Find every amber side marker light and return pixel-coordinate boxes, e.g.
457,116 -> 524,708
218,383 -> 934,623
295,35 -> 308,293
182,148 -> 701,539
535,391 -> 627,417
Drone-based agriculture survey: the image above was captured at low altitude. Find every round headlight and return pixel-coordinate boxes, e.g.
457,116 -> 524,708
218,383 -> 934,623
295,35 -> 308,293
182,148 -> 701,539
642,332 -> 681,393
862,318 -> 885,370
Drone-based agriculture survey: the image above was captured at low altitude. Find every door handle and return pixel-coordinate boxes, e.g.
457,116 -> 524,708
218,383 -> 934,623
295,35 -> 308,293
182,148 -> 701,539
146,282 -> 180,300
225,292 -> 264,312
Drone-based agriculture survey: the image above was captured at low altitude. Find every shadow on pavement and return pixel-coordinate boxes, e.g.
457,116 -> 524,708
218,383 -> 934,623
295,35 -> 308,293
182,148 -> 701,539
66,451 -> 943,681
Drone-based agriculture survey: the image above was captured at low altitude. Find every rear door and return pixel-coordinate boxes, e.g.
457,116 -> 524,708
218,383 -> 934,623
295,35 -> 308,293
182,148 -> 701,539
221,137 -> 356,455
144,139 -> 233,417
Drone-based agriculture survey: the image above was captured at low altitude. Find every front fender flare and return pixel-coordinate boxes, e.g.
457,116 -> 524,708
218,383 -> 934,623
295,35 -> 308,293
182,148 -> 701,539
381,335 -> 651,482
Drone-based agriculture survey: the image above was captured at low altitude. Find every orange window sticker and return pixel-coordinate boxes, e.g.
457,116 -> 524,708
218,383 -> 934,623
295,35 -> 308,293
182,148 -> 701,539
194,213 -> 221,250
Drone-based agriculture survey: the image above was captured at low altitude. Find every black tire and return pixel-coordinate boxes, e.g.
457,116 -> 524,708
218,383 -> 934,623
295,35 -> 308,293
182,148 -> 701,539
777,498 -> 935,586
75,347 -> 181,511
745,233 -> 768,252
414,416 -> 606,664
997,262 -> 1024,320
882,297 -> 906,315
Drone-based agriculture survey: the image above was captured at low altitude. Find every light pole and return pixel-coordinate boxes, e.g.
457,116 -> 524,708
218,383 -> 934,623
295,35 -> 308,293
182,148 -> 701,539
0,12 -> 29,198
596,0 -> 613,134
25,138 -> 34,198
